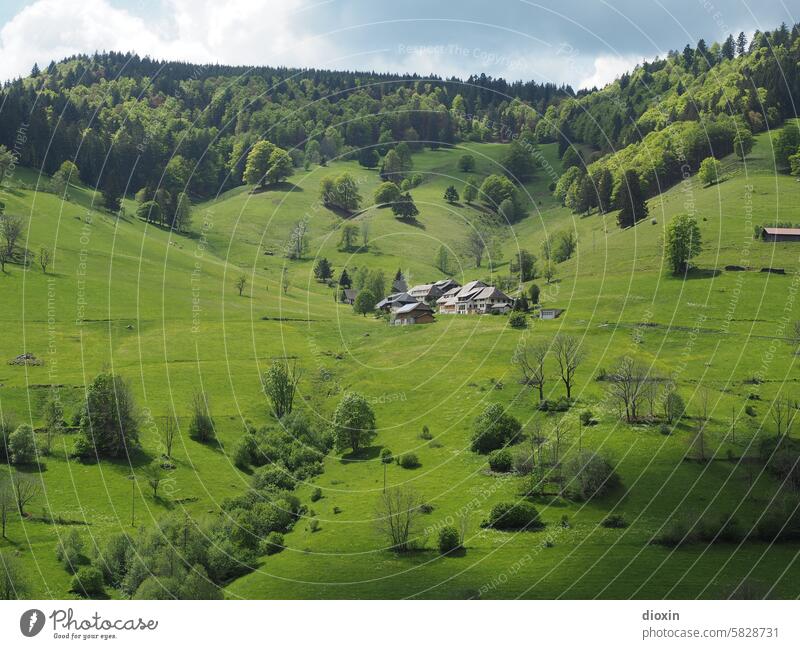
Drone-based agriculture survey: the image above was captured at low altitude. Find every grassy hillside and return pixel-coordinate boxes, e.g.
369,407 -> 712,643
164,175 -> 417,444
1,131 -> 799,599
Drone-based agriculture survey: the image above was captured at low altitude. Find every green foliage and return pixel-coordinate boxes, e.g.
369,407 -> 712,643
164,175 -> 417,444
399,453 -> 420,469
471,403 -> 522,454
665,214 -> 702,274
55,529 -> 84,573
479,174 -> 515,209
320,173 -> 362,212
331,392 -> 377,453
262,531 -> 285,555
391,192 -> 419,219
483,502 -> 543,530
71,566 -> 104,597
443,185 -> 459,203
243,140 -> 277,186
698,156 -> 721,186
188,390 -> 215,443
381,448 -> 394,464
458,154 -> 475,172
313,257 -> 333,281
374,181 -> 401,206
773,122 -> 800,170
612,169 -> 648,228
501,138 -> 538,181
563,452 -> 620,501
528,283 -> 540,304
508,312 -> 527,329
488,448 -> 513,472
75,372 -> 139,459
463,176 -> 479,203
8,424 -> 36,464
353,290 -> 376,316
438,525 -> 461,554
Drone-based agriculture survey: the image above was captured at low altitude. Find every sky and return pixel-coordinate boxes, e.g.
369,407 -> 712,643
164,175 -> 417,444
0,0 -> 795,89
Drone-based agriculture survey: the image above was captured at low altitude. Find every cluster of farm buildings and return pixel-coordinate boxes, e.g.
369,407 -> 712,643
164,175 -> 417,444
343,277 -> 559,325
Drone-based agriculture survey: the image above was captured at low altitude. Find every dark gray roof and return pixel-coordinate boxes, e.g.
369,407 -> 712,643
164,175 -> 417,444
395,302 -> 434,314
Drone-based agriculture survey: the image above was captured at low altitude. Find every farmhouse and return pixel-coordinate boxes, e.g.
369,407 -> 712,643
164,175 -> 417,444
390,302 -> 435,325
407,279 -> 461,303
761,227 -> 800,242
437,280 -> 513,314
375,292 -> 417,312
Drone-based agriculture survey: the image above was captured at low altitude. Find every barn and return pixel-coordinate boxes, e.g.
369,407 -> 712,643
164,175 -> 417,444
761,227 -> 800,242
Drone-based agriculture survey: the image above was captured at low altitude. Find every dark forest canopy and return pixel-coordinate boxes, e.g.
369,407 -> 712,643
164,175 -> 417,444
0,21 -> 798,215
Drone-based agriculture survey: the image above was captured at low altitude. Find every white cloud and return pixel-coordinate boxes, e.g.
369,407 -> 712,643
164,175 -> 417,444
0,0 -> 343,81
577,54 -> 644,90
0,0 -> 655,89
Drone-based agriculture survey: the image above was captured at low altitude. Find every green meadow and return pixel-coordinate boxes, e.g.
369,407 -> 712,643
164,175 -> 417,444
1,130 -> 799,599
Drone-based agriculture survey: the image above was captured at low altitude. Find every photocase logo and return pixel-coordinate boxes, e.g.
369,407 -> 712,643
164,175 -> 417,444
20,609 -> 45,637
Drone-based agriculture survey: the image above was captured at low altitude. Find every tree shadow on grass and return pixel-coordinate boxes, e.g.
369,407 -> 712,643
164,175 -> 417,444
675,268 -> 722,280
250,181 -> 304,195
395,217 -> 425,229
339,445 -> 381,464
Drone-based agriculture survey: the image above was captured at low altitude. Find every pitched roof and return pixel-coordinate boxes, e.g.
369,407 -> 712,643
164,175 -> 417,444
763,227 -> 800,236
455,280 -> 487,299
474,286 -> 509,300
343,289 -> 357,300
395,302 -> 434,314
375,292 -> 416,309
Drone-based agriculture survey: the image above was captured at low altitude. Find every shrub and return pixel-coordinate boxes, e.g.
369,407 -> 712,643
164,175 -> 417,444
419,503 -> 434,514
745,405 -> 757,417
563,452 -> 620,501
488,449 -> 513,473
601,514 -> 628,529
537,397 -> 571,412
419,425 -> 432,440
399,453 -> 420,469
483,502 -> 544,531
188,390 -> 215,442
512,450 -> 535,475
659,423 -> 672,436
71,566 -> 104,596
579,410 -> 595,426
310,487 -> 322,502
755,500 -> 800,542
652,517 -> 696,547
470,404 -> 522,454
251,465 -> 297,492
9,424 -> 37,464
308,518 -> 320,532
438,525 -> 461,554
261,531 -> 285,555
55,530 -> 84,573
508,312 -> 527,329
697,513 -> 743,543
233,435 -> 255,469
380,448 -> 394,464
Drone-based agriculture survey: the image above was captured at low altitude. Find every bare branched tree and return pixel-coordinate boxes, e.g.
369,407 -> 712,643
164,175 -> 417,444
607,356 -> 649,423
551,418 -> 569,466
38,246 -> 52,273
463,229 -> 487,268
553,334 -> 584,400
512,339 -> 548,401
376,487 -> 422,552
162,415 -> 177,458
771,393 -> 797,437
11,474 -> 39,516
0,479 -> 13,538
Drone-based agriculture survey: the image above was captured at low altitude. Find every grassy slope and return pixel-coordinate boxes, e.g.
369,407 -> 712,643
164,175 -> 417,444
1,134 -> 798,599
